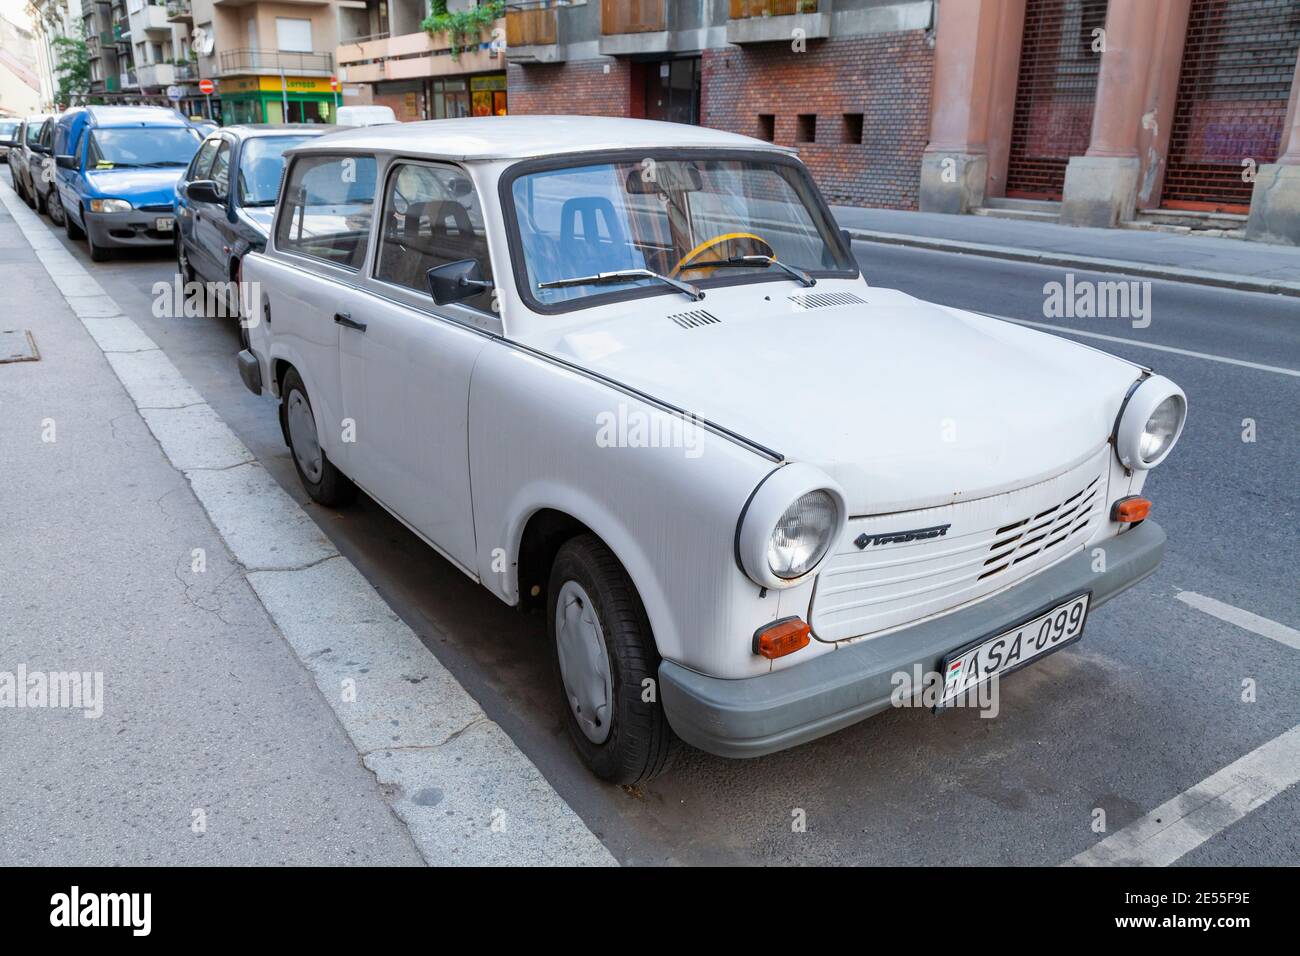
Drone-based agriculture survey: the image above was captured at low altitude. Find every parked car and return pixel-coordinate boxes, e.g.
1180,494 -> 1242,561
240,117 -> 1186,783
0,118 -> 19,163
52,105 -> 201,261
189,118 -> 219,137
336,105 -> 397,127
174,123 -> 332,341
8,114 -> 53,212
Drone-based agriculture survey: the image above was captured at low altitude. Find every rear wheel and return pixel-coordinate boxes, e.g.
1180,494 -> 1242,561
548,534 -> 676,784
279,367 -> 357,507
45,189 -> 64,225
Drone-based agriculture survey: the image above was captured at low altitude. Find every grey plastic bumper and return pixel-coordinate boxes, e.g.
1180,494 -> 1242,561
237,349 -> 262,395
84,209 -> 176,248
659,520 -> 1166,759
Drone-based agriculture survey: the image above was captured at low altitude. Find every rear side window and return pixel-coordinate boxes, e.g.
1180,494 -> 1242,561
275,154 -> 377,271
375,163 -> 493,310
188,138 -> 219,180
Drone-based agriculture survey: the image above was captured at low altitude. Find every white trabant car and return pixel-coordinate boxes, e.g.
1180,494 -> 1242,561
239,116 -> 1186,783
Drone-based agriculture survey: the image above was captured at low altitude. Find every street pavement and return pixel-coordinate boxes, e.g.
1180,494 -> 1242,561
2,186 -> 1297,866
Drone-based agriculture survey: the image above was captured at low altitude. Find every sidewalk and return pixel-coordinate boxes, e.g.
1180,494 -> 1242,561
831,205 -> 1300,297
0,185 -> 613,866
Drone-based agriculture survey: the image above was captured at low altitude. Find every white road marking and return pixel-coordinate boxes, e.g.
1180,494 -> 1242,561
1176,591 -> 1300,652
1065,725 -> 1300,866
0,181 -> 615,867
982,313 -> 1300,378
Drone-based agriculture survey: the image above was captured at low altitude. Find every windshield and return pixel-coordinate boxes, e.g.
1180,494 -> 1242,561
26,122 -> 45,146
0,121 -> 18,140
509,155 -> 855,309
238,135 -> 311,205
87,127 -> 200,168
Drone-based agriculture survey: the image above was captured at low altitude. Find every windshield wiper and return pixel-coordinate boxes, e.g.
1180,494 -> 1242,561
688,255 -> 816,287
538,268 -> 703,302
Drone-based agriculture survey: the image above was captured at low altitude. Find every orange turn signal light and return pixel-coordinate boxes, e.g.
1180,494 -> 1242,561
1111,496 -> 1152,523
753,617 -> 812,660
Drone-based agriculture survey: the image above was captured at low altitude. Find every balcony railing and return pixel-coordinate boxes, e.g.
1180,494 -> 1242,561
506,0 -> 558,47
218,48 -> 334,75
729,0 -> 819,15
166,0 -> 192,22
137,62 -> 176,88
600,0 -> 665,35
173,62 -> 196,81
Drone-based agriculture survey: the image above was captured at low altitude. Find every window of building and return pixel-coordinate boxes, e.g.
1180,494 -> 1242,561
275,17 -> 313,52
276,154 -> 378,270
796,114 -> 817,143
842,113 -> 863,145
375,163 -> 494,311
757,114 -> 775,142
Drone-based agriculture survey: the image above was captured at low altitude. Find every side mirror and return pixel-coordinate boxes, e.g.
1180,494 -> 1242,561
186,179 -> 222,204
426,259 -> 493,306
55,154 -> 77,169
33,144 -> 49,155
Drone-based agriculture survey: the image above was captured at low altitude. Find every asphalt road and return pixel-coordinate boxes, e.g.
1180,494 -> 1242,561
41,223 -> 1300,866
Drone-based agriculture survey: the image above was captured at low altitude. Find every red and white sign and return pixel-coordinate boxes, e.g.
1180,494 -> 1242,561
329,76 -> 339,92
198,78 -> 215,95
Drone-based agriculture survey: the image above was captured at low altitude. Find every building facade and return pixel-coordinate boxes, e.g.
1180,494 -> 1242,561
500,0 -> 1300,245
0,13 -> 45,117
25,0 -> 85,110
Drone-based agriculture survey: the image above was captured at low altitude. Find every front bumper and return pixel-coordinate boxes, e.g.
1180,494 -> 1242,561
84,209 -> 176,248
659,520 -> 1165,758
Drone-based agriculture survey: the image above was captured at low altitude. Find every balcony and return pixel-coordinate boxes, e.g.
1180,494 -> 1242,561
136,62 -> 176,89
505,1 -> 563,62
99,29 -> 114,46
173,62 -> 197,81
166,0 -> 192,23
598,0 -> 675,56
726,0 -> 830,44
141,2 -> 171,34
218,48 -> 334,77
337,22 -> 506,83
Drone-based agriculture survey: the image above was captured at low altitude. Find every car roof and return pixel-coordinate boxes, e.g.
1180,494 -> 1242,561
79,105 -> 191,128
220,123 -> 336,140
296,115 -> 796,161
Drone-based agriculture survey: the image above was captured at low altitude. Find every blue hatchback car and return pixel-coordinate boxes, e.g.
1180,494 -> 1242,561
52,105 -> 201,261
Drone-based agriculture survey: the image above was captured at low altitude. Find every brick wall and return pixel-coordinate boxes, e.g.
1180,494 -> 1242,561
702,33 -> 935,210
507,59 -> 637,117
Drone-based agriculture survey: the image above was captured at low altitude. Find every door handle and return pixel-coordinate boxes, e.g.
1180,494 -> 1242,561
334,312 -> 366,332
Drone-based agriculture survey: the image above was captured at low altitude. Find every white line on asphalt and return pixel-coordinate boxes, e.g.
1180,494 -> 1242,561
0,181 -> 616,867
1065,725 -> 1300,866
981,313 -> 1300,378
1176,591 -> 1300,652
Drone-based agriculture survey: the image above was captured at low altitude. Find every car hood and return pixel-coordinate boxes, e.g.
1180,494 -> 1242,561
531,285 -> 1142,515
85,166 -> 186,206
238,206 -> 274,236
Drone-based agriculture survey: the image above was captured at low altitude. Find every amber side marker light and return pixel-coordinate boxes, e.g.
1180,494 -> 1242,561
753,617 -> 812,660
1111,496 -> 1152,523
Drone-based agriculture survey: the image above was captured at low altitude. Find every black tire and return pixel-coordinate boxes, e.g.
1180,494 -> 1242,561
64,203 -> 84,239
548,534 -> 676,784
279,366 -> 357,507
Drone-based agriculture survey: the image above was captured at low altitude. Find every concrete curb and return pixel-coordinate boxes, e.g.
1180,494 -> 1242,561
845,228 -> 1300,298
0,182 -> 617,867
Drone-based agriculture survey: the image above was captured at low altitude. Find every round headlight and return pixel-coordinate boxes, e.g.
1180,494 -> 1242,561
1114,375 -> 1187,470
736,463 -> 846,589
1140,395 -> 1183,463
768,490 -> 838,579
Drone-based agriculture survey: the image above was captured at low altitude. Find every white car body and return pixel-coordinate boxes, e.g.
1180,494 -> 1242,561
335,105 -> 398,128
239,116 -> 1183,764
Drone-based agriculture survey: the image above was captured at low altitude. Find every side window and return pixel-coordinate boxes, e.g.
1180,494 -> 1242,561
39,120 -> 53,150
210,141 -> 231,197
375,163 -> 493,310
275,154 -> 377,270
188,138 -> 219,181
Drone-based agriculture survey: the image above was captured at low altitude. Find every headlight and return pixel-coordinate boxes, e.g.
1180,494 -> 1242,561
89,198 -> 131,213
737,463 -> 846,589
1114,375 -> 1187,470
768,490 -> 838,579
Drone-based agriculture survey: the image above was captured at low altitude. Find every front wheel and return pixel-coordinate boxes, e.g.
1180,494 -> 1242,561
548,535 -> 676,784
279,367 -> 357,507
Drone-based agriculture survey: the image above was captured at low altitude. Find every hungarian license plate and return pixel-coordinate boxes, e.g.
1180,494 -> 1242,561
155,217 -> 174,232
938,592 -> 1091,708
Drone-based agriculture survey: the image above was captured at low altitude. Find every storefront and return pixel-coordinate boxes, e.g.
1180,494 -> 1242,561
215,75 -> 339,125
371,73 -> 507,122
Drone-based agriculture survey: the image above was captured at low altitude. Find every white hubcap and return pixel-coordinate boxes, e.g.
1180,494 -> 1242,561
555,580 -> 613,744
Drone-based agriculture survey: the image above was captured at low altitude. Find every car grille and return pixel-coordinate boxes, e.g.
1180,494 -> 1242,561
809,447 -> 1110,643
137,203 -> 173,212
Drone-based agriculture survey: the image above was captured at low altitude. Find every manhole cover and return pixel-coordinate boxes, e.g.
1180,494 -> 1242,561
0,329 -> 39,364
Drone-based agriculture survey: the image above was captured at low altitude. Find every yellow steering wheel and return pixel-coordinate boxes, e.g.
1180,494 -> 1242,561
670,232 -> 775,278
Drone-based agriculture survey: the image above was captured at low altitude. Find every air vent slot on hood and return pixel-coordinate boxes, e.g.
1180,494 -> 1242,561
788,291 -> 866,310
668,309 -> 720,329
